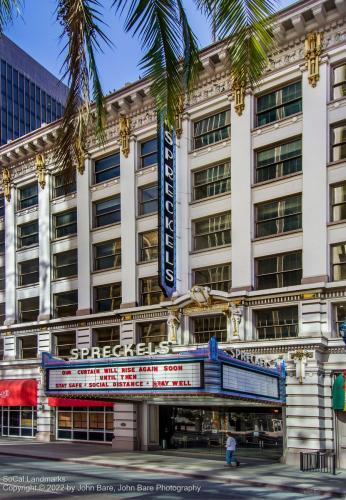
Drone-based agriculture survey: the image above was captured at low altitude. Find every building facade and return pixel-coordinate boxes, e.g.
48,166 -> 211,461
0,0 -> 345,467
0,35 -> 67,145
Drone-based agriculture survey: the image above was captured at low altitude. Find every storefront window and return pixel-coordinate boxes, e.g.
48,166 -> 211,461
56,407 -> 113,442
0,406 -> 37,437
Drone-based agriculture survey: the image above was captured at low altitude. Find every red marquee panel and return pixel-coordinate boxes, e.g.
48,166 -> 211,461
48,397 -> 113,408
0,379 -> 37,406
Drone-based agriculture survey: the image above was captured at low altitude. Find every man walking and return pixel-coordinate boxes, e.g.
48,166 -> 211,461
225,432 -> 240,466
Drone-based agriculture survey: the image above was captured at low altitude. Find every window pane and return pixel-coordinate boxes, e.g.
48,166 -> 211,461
54,331 -> 76,357
194,213 -> 231,250
54,250 -> 78,278
256,195 -> 302,237
193,316 -> 227,343
333,64 -> 346,99
139,322 -> 166,345
193,162 -> 231,200
140,277 -> 164,305
54,291 -> 78,318
139,185 -> 158,215
332,183 -> 346,222
331,123 -> 346,162
140,231 -> 158,262
256,251 -> 302,290
19,297 -> 39,322
18,221 -> 39,248
194,264 -> 231,292
95,283 -> 122,312
94,197 -> 121,227
94,239 -> 121,270
140,138 -> 158,169
95,153 -> 120,183
332,243 -> 346,281
19,183 -> 38,209
94,327 -> 120,347
256,138 -> 302,182
194,111 -> 230,149
54,210 -> 77,238
53,173 -> 76,198
257,82 -> 302,126
18,258 -> 39,286
256,307 -> 298,339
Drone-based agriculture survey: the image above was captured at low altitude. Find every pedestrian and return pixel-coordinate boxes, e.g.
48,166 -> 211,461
225,432 -> 240,467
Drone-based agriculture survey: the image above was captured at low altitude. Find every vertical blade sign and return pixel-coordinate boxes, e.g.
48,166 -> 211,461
158,115 -> 176,298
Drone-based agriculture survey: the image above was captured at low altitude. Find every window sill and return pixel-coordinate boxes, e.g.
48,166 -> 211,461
136,164 -> 158,174
190,139 -> 231,155
16,206 -> 38,215
327,158 -> 346,168
136,212 -> 158,220
252,112 -> 302,134
16,244 -> 39,252
92,267 -> 121,275
189,192 -> 231,206
327,220 -> 346,227
137,259 -> 158,266
252,171 -> 302,188
91,177 -> 120,188
252,229 -> 302,242
190,244 -> 232,255
328,96 -> 346,106
16,283 -> 39,289
91,222 -> 121,232
51,276 -> 78,283
51,192 -> 77,202
51,234 -> 77,243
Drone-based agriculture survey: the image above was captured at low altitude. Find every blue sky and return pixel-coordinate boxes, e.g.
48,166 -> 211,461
5,0 -> 296,94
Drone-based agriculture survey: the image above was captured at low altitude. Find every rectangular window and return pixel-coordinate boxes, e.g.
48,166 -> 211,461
18,335 -> 37,359
256,251 -> 302,290
193,213 -> 231,251
194,264 -> 231,292
0,337 -> 3,360
17,221 -> 39,248
138,185 -> 158,216
255,138 -> 302,183
94,283 -> 122,312
140,277 -> 164,306
94,326 -> 120,348
54,209 -> 77,238
94,196 -> 121,227
53,290 -> 78,318
0,266 -> 4,290
256,194 -> 302,237
94,239 -> 121,271
53,172 -> 76,198
256,81 -> 302,126
53,331 -> 76,358
138,322 -> 166,345
193,162 -> 231,201
18,183 -> 38,210
332,63 -> 346,100
18,259 -> 39,286
193,315 -> 227,343
139,230 -> 158,262
331,183 -> 346,222
336,303 -> 346,336
18,297 -> 39,322
0,229 -> 4,253
0,302 -> 4,325
194,110 -> 230,150
331,122 -> 346,162
256,306 -> 298,339
94,153 -> 120,183
53,250 -> 78,279
0,195 -> 4,217
139,138 -> 158,169
331,243 -> 346,281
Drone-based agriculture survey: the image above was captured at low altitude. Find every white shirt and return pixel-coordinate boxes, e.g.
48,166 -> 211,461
226,436 -> 236,451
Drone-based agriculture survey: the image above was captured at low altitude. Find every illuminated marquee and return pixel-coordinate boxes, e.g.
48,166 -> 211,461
222,363 -> 279,399
158,115 -> 176,297
47,361 -> 202,393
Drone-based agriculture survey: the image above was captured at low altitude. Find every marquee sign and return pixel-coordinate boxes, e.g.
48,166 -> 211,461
158,115 -> 176,297
222,363 -> 279,400
47,361 -> 202,393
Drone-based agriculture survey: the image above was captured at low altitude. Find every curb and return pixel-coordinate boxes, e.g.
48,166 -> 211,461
0,450 -> 344,498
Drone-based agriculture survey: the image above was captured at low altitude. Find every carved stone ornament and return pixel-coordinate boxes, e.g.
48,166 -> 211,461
189,286 -> 211,307
230,303 -> 242,337
167,310 -> 180,343
304,32 -> 323,88
2,168 -> 11,201
119,115 -> 130,158
231,77 -> 246,116
174,95 -> 184,139
35,153 -> 46,189
291,349 -> 313,384
76,140 -> 86,175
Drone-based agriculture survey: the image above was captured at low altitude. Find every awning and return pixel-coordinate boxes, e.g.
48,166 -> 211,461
48,397 -> 113,408
0,379 -> 37,406
332,373 -> 346,411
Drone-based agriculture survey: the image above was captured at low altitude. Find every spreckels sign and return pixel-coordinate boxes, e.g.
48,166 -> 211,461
70,341 -> 172,360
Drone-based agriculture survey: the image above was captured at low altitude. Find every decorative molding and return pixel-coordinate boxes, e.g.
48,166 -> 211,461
231,78 -> 246,116
174,95 -> 185,139
1,168 -> 12,201
76,140 -> 86,175
119,115 -> 130,158
304,32 -> 323,87
35,153 -> 46,189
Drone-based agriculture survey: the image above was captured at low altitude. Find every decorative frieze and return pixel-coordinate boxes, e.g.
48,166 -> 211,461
304,32 -> 323,87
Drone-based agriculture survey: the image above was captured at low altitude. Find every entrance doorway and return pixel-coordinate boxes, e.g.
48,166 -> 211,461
159,406 -> 283,459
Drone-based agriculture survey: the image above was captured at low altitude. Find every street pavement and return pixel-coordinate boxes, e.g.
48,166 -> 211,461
0,439 -> 344,498
0,455 -> 338,500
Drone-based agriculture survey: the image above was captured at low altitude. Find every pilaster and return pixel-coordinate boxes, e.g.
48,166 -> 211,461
301,59 -> 328,284
4,187 -> 16,324
36,374 -> 54,441
38,174 -> 51,320
77,158 -> 92,315
120,137 -> 137,307
112,402 -> 138,451
231,94 -> 252,291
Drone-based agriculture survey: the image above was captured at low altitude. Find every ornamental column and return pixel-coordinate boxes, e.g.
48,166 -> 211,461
231,93 -> 253,292
120,134 -> 137,307
77,157 -> 92,315
301,53 -> 328,284
38,165 -> 51,320
4,182 -> 16,325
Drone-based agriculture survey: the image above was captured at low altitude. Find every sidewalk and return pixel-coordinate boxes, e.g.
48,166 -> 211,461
0,438 -> 344,498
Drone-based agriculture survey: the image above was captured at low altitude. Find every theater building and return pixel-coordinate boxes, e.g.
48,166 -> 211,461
0,0 -> 345,467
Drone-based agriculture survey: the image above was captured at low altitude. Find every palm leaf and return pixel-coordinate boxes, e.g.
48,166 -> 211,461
113,0 -> 201,126
200,0 -> 278,87
55,0 -> 111,178
0,0 -> 21,32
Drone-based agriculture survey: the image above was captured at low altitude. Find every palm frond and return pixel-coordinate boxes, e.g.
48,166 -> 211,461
55,0 -> 111,178
113,0 -> 201,126
212,0 -> 278,87
0,0 -> 21,32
